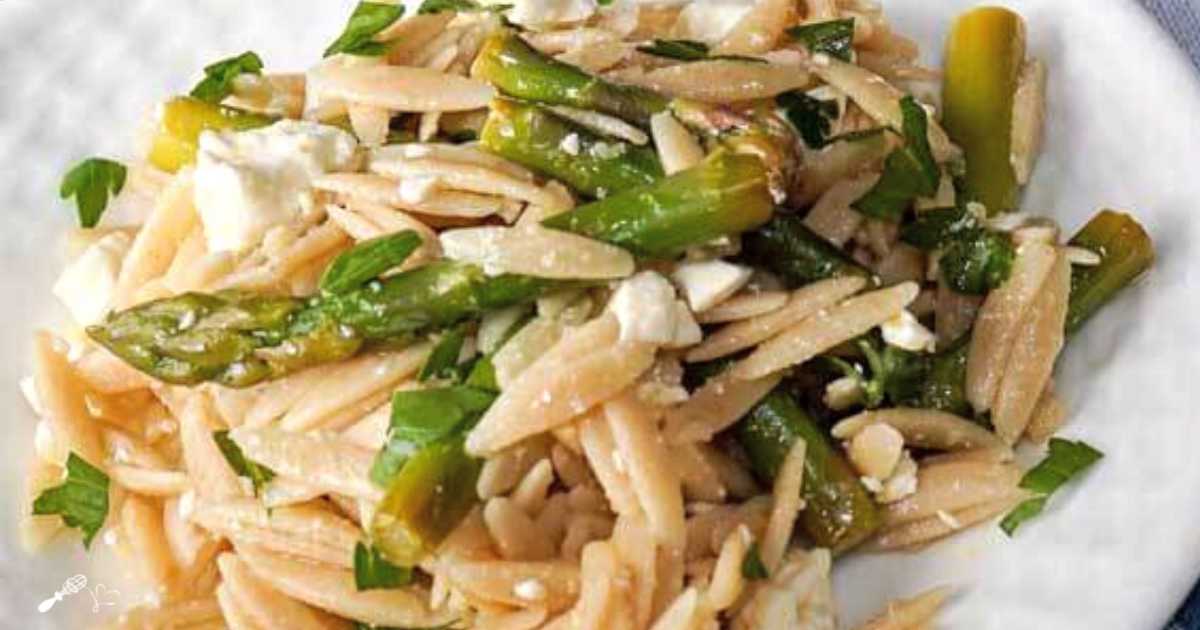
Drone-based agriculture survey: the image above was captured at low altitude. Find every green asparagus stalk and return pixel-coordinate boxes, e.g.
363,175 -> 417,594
542,151 -> 773,258
942,7 -> 1026,214
741,214 -> 871,288
1065,210 -> 1155,335
147,97 -> 274,173
735,389 -> 881,551
92,154 -> 774,386
480,98 -> 663,199
371,434 -> 482,566
89,262 -> 547,387
471,30 -> 668,126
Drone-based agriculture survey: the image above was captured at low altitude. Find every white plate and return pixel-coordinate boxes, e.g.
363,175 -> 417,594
1,1 -> 1198,628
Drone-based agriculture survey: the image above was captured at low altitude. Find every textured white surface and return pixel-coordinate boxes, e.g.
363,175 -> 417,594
0,1 -> 1198,629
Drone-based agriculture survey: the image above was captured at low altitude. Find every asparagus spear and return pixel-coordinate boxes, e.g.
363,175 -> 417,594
480,98 -> 663,199
471,30 -> 668,126
1065,210 -> 1155,335
92,155 -> 773,386
741,214 -> 871,288
735,388 -> 881,551
371,434 -> 482,566
147,97 -> 273,173
942,7 -> 1026,214
542,151 -> 773,258
89,262 -> 546,387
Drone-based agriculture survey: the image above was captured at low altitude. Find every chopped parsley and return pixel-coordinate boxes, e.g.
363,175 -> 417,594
325,2 -> 406,57
59,158 -> 127,229
32,453 -> 110,548
189,51 -> 264,104
1001,438 -> 1104,536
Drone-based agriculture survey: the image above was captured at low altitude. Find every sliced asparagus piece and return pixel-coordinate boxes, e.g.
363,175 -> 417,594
542,151 -> 773,258
1065,210 -> 1155,335
89,262 -> 546,387
741,214 -> 870,288
147,97 -> 273,173
942,7 -> 1026,214
735,388 -> 881,551
480,98 -> 663,199
471,30 -> 668,126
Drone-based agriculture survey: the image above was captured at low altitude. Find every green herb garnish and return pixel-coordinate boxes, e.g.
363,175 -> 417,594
419,0 -> 511,14
419,328 -> 468,382
190,51 -> 265,104
1001,438 -> 1104,535
787,19 -> 856,61
59,158 -> 127,229
354,541 -> 413,590
320,231 -> 422,296
214,430 -> 276,496
370,386 -> 496,486
325,2 -> 406,57
32,453 -> 110,548
741,543 -> 769,580
852,96 -> 940,221
776,91 -> 840,148
637,39 -> 765,63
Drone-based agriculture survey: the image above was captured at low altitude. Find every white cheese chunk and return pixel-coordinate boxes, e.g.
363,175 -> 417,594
671,259 -> 753,312
193,120 -> 358,253
607,271 -> 701,348
674,0 -> 754,44
497,0 -> 595,27
880,310 -> 936,353
52,232 -> 132,325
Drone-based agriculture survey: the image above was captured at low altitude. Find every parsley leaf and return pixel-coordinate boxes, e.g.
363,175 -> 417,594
637,39 -> 766,63
189,51 -> 264,104
354,542 -> 413,590
851,96 -> 940,221
213,430 -> 276,496
320,231 -> 423,296
741,544 -> 769,580
418,0 -> 511,14
325,2 -> 406,58
59,158 -> 127,229
776,91 -> 840,148
32,453 -> 110,548
419,328 -> 468,382
1001,438 -> 1104,536
787,19 -> 856,61
370,385 -> 496,486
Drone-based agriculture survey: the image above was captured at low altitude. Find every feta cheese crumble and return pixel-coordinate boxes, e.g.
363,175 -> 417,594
52,231 -> 132,325
881,310 -> 937,353
607,271 -> 701,348
193,120 -> 358,253
671,259 -> 753,312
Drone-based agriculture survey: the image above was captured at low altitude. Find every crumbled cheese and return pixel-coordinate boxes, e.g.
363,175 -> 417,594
607,271 -> 701,348
811,52 -> 832,67
513,578 -> 548,601
439,227 -> 508,275
860,476 -> 883,493
671,260 -> 753,312
52,232 -> 131,325
673,0 -> 754,44
502,0 -> 595,28
881,310 -> 936,353
193,120 -> 358,252
824,376 -> 864,411
559,133 -> 581,156
876,451 -> 919,504
102,528 -> 119,547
